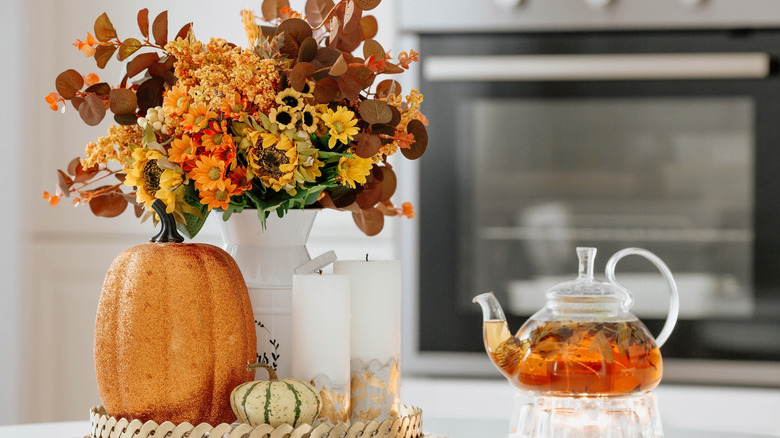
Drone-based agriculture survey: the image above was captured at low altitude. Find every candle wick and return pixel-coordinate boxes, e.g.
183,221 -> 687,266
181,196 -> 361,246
317,269 -> 323,275
365,253 -> 369,262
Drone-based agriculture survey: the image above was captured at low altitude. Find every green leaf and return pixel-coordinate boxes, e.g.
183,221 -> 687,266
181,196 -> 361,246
176,185 -> 209,239
94,12 -> 117,42
118,38 -> 142,61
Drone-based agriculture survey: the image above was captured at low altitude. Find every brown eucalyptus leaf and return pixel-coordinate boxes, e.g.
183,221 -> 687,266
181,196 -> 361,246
136,77 -> 165,113
290,62 -> 316,91
329,16 -> 340,45
359,99 -> 392,124
66,158 -> 80,176
313,47 -> 342,69
78,94 -> 107,126
379,166 -> 397,201
344,0 -> 356,27
375,79 -> 401,98
337,73 -> 363,102
109,88 -> 137,115
352,207 -> 384,236
94,12 -> 117,42
152,11 -> 168,47
114,113 -> 138,126
382,62 -> 405,75
329,54 -> 349,76
330,187 -> 358,209
362,39 -> 385,61
126,52 -> 161,78
94,45 -> 117,69
85,82 -> 111,96
313,77 -> 339,103
148,61 -> 170,78
176,23 -> 192,41
275,18 -> 313,45
298,37 -> 318,63
401,119 -> 428,160
344,3 -> 363,32
74,162 -> 100,184
371,123 -> 395,144
356,179 -> 383,209
305,0 -> 334,27
137,8 -> 149,38
57,170 -> 73,197
354,133 -> 381,158
90,191 -> 128,218
55,69 -> 84,100
71,96 -> 85,111
118,38 -> 142,61
134,203 -> 145,218
354,0 -> 381,11
260,25 -> 277,38
359,15 -> 378,41
388,106 -> 401,127
262,0 -> 291,20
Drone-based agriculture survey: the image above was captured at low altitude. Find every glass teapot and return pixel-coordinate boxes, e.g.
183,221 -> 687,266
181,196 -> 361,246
473,247 -> 679,396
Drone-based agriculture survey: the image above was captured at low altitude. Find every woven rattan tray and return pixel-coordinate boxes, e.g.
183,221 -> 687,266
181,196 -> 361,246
90,405 -> 423,438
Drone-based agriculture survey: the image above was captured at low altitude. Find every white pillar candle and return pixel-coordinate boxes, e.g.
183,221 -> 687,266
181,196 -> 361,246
291,273 -> 351,425
333,259 -> 402,423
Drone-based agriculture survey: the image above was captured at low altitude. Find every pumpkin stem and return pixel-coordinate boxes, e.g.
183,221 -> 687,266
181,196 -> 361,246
247,362 -> 278,381
150,199 -> 184,243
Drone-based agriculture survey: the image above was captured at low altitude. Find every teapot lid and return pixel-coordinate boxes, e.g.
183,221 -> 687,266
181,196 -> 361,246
545,247 -> 631,309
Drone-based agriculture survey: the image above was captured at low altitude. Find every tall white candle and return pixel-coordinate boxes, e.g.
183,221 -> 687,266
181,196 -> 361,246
333,259 -> 402,422
291,273 -> 351,424
333,259 -> 401,360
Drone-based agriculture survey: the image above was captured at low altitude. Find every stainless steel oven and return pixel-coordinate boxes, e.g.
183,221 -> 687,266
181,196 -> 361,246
398,0 -> 780,386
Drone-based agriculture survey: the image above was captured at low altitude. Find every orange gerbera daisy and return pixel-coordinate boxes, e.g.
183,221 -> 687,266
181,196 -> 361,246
169,134 -> 199,164
220,91 -> 248,118
202,119 -> 232,152
189,155 -> 227,192
199,178 -> 239,210
182,103 -> 213,133
228,165 -> 252,195
163,85 -> 190,117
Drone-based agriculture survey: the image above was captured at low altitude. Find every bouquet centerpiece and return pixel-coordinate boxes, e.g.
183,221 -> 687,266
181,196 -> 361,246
44,0 -> 427,237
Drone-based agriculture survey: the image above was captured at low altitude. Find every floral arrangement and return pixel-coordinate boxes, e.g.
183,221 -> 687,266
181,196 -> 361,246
44,0 -> 427,237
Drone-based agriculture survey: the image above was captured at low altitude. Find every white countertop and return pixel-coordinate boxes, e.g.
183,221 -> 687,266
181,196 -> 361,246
1,378 -> 779,438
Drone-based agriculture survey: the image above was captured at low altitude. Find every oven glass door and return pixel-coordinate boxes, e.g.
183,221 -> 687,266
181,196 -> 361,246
417,29 -> 780,377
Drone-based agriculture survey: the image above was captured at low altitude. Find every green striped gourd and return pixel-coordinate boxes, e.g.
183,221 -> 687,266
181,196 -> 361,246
230,363 -> 322,427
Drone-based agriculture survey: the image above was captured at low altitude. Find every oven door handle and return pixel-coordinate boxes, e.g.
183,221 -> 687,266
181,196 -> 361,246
423,53 -> 770,81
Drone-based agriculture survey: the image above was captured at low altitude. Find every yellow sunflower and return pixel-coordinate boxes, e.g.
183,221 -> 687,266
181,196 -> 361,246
337,154 -> 373,189
299,104 -> 322,134
275,88 -> 305,111
123,148 -> 166,209
269,105 -> 299,131
321,106 -> 359,149
248,132 -> 298,193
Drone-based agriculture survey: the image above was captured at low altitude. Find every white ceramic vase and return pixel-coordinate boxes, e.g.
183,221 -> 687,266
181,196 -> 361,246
214,209 -> 317,379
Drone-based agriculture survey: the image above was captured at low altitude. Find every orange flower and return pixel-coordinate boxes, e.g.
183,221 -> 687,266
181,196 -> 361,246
83,73 -> 100,87
220,91 -> 247,118
42,191 -> 61,207
398,202 -> 415,219
398,50 -> 420,70
189,155 -> 227,192
364,54 -> 387,73
394,131 -> 416,149
73,33 -> 98,57
45,92 -> 64,111
163,85 -> 190,117
182,104 -> 214,133
228,165 -> 252,194
169,134 -> 199,164
202,119 -> 232,152
199,178 -> 239,210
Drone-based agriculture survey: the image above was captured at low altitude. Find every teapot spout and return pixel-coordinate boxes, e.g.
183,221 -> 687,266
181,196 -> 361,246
473,292 -> 507,322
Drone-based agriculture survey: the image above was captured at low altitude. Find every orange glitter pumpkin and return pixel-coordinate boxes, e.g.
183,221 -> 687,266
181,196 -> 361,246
94,200 -> 256,425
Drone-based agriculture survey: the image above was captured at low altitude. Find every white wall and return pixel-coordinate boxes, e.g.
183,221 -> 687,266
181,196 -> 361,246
3,0 -> 398,424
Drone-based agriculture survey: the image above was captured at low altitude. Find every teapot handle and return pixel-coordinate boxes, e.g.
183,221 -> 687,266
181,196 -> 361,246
605,247 -> 680,348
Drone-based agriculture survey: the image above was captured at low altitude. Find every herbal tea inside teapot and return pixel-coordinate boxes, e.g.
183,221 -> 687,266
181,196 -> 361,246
474,247 -> 679,396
